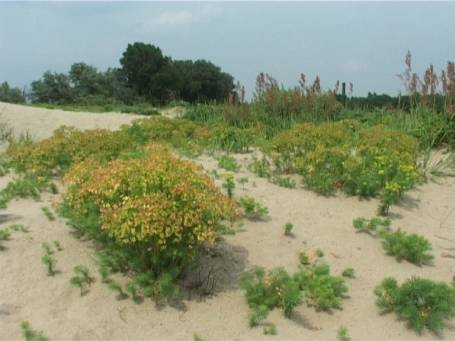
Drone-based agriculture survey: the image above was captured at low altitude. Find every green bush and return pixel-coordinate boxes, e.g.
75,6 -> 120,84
61,146 -> 239,295
381,230 -> 433,265
353,217 -> 433,266
238,196 -> 268,220
294,263 -> 348,311
375,277 -> 455,334
271,121 -> 420,213
217,155 -> 240,172
240,267 -> 303,326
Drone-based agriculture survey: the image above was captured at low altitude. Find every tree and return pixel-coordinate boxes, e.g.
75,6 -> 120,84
119,42 -> 170,100
30,71 -> 74,103
69,62 -> 104,99
0,82 -> 25,103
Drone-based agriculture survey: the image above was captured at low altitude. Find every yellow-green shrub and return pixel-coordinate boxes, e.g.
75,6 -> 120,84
63,145 -> 239,275
271,121 -> 420,213
7,126 -> 134,176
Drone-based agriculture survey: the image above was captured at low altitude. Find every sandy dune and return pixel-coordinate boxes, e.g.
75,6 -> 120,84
0,103 -> 454,341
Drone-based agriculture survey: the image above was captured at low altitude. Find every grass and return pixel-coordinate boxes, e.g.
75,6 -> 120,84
337,326 -> 350,341
70,265 -> 95,296
217,154 -> 240,172
41,242 -> 57,276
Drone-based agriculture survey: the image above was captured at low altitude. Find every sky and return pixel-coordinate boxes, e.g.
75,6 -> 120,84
1,1 -> 455,97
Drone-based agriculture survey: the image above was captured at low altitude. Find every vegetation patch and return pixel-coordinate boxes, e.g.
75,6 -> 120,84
353,217 -> 433,266
375,277 -> 455,334
61,145 -> 239,299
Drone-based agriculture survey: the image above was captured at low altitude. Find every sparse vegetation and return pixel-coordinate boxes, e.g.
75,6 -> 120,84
353,217 -> 433,265
41,207 -> 55,221
20,321 -> 47,341
337,326 -> 350,341
217,155 -> 240,172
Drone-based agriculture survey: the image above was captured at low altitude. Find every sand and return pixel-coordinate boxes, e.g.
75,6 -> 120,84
0,102 -> 454,341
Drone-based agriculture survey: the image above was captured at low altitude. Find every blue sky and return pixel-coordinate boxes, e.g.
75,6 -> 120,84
1,1 -> 454,97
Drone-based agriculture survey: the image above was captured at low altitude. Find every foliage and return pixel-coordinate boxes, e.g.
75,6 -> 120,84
352,217 -> 391,235
240,267 -> 303,326
41,207 -> 55,221
222,173 -> 236,198
0,175 -> 50,208
248,156 -> 272,178
271,174 -> 296,189
272,121 -> 420,213
20,321 -> 47,341
294,263 -> 348,311
263,322 -> 277,335
238,196 -> 269,221
217,155 -> 240,172
0,228 -> 11,250
241,253 -> 348,331
61,146 -> 238,290
107,281 -> 128,300
211,126 -> 254,153
70,265 -> 95,296
337,326 -> 351,341
41,253 -> 56,276
381,230 -> 433,265
375,277 -> 455,334
6,126 -> 135,177
341,268 -> 355,279
0,81 -> 25,103
283,223 -> 294,236
353,217 -> 433,266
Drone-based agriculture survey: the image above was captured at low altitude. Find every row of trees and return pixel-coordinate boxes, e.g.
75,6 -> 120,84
28,42 -> 235,105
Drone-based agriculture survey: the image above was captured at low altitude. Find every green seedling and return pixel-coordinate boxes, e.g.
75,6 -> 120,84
222,173 -> 235,198
41,207 -> 55,221
53,240 -> 63,251
41,254 -> 56,276
9,224 -> 29,233
108,281 -> 128,300
283,222 -> 294,236
337,326 -> 350,341
341,268 -> 355,278
238,196 -> 268,220
20,321 -> 47,341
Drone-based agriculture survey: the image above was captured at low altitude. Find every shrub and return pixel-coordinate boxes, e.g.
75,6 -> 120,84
381,230 -> 433,265
211,126 -> 254,153
271,121 -> 420,213
0,175 -> 50,208
353,217 -> 433,266
241,253 -> 348,331
240,267 -> 303,325
283,223 -> 294,236
238,196 -> 268,220
217,155 -> 240,172
352,217 -> 391,235
341,268 -> 355,279
222,173 -> 236,198
294,263 -> 348,311
70,265 -> 94,296
271,175 -> 296,189
248,156 -> 272,178
375,277 -> 455,334
7,126 -> 135,176
62,145 -> 238,282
